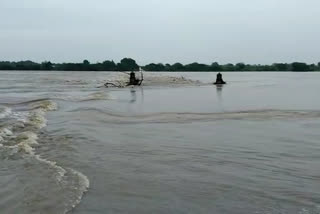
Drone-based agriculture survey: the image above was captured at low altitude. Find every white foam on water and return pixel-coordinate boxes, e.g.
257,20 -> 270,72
143,74 -> 203,86
30,99 -> 58,112
0,126 -> 13,150
10,100 -> 59,130
4,131 -> 38,155
0,107 -> 12,119
31,156 -> 90,213
11,111 -> 28,123
32,154 -> 90,213
69,168 -> 90,194
65,168 -> 90,212
101,73 -> 203,88
26,109 -> 48,129
26,100 -> 58,129
0,127 -> 12,146
101,73 -> 128,87
2,137 -> 90,213
34,154 -> 67,182
16,131 -> 39,154
3,129 -> 90,213
0,127 -> 13,137
3,100 -> 55,154
16,131 -> 38,142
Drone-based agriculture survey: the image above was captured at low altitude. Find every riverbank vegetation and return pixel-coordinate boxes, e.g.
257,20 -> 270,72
0,58 -> 319,71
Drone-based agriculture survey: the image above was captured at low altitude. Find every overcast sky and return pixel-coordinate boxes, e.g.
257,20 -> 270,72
0,0 -> 319,65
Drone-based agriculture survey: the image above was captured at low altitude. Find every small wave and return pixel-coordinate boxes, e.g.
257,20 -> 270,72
0,98 -> 89,213
0,99 -> 57,150
9,108 -> 49,130
33,157 -> 90,213
30,99 -> 58,111
65,168 -> 90,213
77,109 -> 320,124
26,109 -> 48,129
35,154 -> 67,182
64,79 -> 89,85
81,91 -> 114,101
52,91 -> 115,102
1,142 -> 89,214
5,98 -> 50,106
12,100 -> 58,129
16,131 -> 39,154
2,131 -> 38,155
2,133 -> 89,213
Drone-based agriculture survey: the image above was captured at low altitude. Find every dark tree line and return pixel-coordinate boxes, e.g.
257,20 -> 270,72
143,62 -> 320,72
0,58 -> 319,71
0,58 -> 139,71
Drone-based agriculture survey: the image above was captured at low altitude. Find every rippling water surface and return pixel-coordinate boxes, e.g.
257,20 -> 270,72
1,71 -> 320,214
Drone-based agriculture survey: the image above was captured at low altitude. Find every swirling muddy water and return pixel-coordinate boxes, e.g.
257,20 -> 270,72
1,71 -> 320,214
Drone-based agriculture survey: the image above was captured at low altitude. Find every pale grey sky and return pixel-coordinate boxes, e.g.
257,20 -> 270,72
0,0 -> 319,65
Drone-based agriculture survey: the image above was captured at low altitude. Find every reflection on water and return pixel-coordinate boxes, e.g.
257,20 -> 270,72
129,87 -> 144,104
216,84 -> 223,101
127,87 -> 145,114
215,84 -> 225,112
130,88 -> 136,103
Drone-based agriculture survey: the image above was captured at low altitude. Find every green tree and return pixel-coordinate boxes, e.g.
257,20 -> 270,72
171,63 -> 185,71
144,63 -> 165,71
102,60 -> 116,71
235,63 -> 246,71
210,62 -> 222,71
82,60 -> 90,70
185,62 -> 209,71
291,62 -> 310,71
222,63 -> 235,71
164,64 -> 172,71
0,61 -> 15,70
118,58 -> 139,71
273,63 -> 289,71
41,61 -> 53,70
15,61 -> 40,70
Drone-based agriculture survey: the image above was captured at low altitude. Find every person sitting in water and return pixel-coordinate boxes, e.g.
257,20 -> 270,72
128,71 -> 140,86
214,72 -> 226,85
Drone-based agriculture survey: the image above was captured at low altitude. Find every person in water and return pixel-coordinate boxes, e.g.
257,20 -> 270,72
128,71 -> 140,86
128,71 -> 143,86
214,72 -> 226,85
